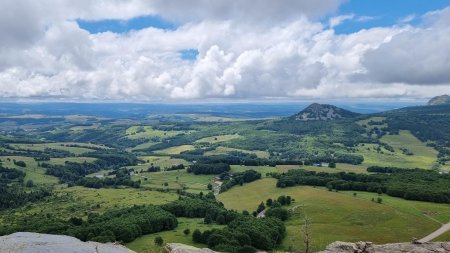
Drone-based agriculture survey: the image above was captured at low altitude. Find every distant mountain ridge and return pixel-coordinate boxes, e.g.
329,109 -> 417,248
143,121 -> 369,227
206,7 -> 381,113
290,103 -> 359,121
428,95 -> 450,106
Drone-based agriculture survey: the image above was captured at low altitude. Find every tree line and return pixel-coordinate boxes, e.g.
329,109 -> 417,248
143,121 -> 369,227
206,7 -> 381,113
1,205 -> 177,243
274,168 -> 450,203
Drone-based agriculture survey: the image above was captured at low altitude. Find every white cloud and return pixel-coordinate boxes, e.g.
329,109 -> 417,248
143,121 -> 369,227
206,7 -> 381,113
398,14 -> 416,23
329,14 -> 355,28
0,1 -> 449,101
361,8 -> 450,85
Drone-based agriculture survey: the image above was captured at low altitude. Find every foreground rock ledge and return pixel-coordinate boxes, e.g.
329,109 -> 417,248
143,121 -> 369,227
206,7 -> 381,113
166,243 -> 217,253
319,241 -> 450,253
0,232 -> 136,253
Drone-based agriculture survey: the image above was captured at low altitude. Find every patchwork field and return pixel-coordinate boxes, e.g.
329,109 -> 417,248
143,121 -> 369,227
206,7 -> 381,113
0,187 -> 178,226
132,170 -> 213,193
204,146 -> 270,159
136,156 -> 189,168
217,178 -> 450,251
195,134 -> 242,144
355,130 -> 438,169
125,126 -> 192,140
0,156 -> 59,184
9,142 -> 107,155
155,145 -> 195,155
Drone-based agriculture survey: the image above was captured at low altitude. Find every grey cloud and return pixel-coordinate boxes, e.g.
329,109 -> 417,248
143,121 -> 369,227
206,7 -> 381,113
149,0 -> 345,22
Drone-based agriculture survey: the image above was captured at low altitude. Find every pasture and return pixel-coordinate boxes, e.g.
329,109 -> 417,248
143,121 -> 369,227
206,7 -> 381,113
9,142 -> 106,155
355,130 -> 438,169
133,170 -> 213,193
217,178 -> 450,251
0,187 -> 178,227
125,126 -> 191,140
204,146 -> 270,159
155,145 -> 195,155
195,134 -> 242,144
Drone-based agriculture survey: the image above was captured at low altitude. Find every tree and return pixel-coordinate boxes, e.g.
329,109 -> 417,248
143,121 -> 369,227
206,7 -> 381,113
207,183 -> 213,190
377,197 -> 383,204
286,196 -> 292,205
265,207 -> 289,221
183,228 -> 191,235
266,198 -> 273,207
377,188 -> 383,195
204,213 -> 213,224
216,214 -> 225,224
328,162 -> 336,168
154,236 -> 164,246
256,202 -> 265,213
192,229 -> 202,243
25,180 -> 34,188
277,195 -> 286,205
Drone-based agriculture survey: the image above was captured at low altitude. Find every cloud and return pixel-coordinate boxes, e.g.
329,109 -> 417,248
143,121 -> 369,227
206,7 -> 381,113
0,1 -> 449,101
147,0 -> 345,23
361,8 -> 450,85
329,14 -> 355,28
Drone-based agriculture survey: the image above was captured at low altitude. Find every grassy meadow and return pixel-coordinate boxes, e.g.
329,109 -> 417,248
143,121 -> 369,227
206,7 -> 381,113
355,130 -> 438,169
217,178 -> 450,251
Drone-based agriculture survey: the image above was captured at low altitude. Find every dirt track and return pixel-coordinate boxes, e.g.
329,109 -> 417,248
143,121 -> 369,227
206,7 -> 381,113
418,222 -> 450,243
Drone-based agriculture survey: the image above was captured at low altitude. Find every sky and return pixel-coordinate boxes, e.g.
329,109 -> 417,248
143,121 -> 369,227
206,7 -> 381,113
0,0 -> 449,102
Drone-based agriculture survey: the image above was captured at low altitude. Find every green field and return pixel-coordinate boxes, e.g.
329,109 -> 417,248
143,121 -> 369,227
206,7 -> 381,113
130,141 -> 159,151
132,170 -> 213,192
0,187 -> 178,226
127,218 -> 224,253
69,124 -> 100,131
155,145 -> 195,155
434,231 -> 450,241
205,146 -> 270,159
278,163 -> 368,174
48,157 -> 97,165
0,156 -> 59,184
217,178 -> 450,251
355,130 -> 438,169
9,142 -> 106,155
129,156 -> 189,170
195,134 -> 242,144
125,126 -> 192,140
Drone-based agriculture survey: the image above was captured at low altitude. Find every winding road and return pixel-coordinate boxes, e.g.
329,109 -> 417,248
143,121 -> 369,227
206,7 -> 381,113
418,222 -> 450,243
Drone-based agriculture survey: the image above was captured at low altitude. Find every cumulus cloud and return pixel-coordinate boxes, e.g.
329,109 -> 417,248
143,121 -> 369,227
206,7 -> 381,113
0,1 -> 449,101
361,8 -> 450,85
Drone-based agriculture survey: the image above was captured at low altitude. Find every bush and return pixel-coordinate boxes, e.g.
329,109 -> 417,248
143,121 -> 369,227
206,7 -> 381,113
154,236 -> 164,246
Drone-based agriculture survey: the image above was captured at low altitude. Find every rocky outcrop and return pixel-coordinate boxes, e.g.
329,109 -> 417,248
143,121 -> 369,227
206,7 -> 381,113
319,241 -> 450,253
0,232 -> 135,253
428,95 -> 450,106
291,103 -> 359,121
165,243 -> 218,253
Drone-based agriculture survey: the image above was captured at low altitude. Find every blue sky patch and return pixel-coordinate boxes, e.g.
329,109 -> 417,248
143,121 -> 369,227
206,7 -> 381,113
179,49 -> 199,60
332,0 -> 450,34
77,15 -> 176,34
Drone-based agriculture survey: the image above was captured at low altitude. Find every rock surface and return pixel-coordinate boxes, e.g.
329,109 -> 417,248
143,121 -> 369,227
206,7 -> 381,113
428,95 -> 450,106
165,243 -> 217,253
0,232 -> 135,253
291,103 -> 359,121
319,241 -> 450,253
